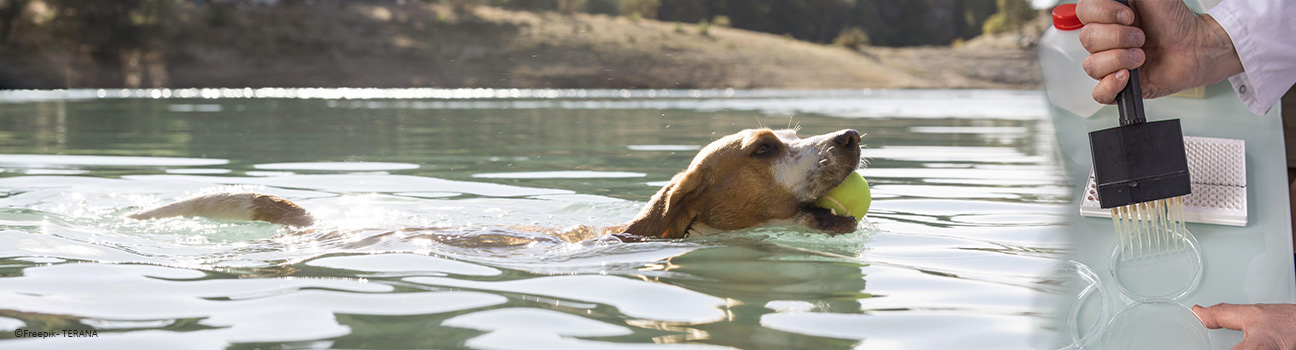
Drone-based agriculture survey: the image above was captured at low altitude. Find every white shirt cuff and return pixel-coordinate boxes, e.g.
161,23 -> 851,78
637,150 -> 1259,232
1208,0 -> 1296,116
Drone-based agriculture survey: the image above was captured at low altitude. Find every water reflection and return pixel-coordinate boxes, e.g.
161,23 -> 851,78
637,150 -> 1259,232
651,244 -> 871,349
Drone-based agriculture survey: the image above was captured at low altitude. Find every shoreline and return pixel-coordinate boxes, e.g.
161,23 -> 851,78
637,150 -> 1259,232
0,4 -> 1041,91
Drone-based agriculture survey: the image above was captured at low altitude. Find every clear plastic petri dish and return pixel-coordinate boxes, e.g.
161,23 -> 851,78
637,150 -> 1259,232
1102,301 -> 1210,349
1052,260 -> 1110,350
1108,228 -> 1202,302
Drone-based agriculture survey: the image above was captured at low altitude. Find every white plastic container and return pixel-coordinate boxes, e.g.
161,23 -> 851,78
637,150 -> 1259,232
1039,4 -> 1103,118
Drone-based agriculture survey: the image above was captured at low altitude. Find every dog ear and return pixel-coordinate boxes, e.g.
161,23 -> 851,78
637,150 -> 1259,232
659,169 -> 706,238
625,168 -> 707,238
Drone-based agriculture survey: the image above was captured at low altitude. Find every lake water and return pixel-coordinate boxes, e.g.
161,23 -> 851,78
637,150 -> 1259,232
0,89 -> 1070,349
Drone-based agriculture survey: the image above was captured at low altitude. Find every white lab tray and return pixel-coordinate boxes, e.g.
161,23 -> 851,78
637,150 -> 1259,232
1080,136 -> 1247,226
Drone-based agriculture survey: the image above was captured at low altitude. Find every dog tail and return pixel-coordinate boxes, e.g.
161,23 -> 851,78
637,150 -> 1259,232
128,193 -> 315,227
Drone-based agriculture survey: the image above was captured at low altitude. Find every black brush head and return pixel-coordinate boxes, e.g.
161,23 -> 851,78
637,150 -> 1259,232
1088,119 -> 1191,208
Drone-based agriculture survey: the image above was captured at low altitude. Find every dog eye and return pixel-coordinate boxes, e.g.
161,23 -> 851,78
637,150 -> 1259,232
753,145 -> 772,156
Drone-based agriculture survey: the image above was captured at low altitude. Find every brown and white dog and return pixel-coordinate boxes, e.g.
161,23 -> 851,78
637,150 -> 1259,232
129,128 -> 863,240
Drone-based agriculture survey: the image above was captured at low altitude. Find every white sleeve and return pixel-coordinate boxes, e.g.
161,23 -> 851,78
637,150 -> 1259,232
1207,0 -> 1296,116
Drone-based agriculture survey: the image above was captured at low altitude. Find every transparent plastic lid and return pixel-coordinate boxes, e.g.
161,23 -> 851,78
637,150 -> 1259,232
1051,260 -> 1110,350
1102,301 -> 1211,349
1109,228 -> 1203,302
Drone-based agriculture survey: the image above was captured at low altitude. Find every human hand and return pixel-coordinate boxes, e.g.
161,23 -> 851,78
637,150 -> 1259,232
1075,0 -> 1242,104
1193,303 -> 1296,350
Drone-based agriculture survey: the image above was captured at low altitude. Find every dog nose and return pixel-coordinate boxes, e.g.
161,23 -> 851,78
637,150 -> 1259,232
834,129 -> 860,147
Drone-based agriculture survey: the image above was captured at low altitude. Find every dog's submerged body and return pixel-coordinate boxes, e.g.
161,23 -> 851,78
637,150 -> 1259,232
130,128 -> 863,240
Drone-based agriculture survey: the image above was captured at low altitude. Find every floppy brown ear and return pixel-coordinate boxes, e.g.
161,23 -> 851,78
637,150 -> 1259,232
624,168 -> 707,238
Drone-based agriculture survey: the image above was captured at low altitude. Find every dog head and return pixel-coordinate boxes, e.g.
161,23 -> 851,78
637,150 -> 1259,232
625,128 -> 862,238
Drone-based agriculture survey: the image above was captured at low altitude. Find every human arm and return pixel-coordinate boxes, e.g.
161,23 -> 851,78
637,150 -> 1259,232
1207,0 -> 1296,115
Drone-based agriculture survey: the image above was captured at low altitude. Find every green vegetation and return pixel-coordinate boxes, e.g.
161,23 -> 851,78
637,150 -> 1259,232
3,0 -> 182,87
555,0 -> 587,14
205,1 -> 233,27
618,0 -> 659,19
711,15 -> 730,28
983,0 -> 1036,34
485,0 -> 1037,47
586,0 -> 619,15
0,0 -> 28,42
833,27 -> 870,50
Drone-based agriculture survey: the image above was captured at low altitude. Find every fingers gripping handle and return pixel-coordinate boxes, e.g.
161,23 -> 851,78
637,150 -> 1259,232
1118,64 -> 1147,126
1114,0 -> 1146,126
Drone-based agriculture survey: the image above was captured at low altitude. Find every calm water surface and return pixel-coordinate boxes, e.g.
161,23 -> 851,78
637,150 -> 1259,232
0,89 -> 1069,349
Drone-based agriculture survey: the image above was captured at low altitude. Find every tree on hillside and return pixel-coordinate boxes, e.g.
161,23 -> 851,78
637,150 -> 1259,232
650,0 -> 1005,47
958,0 -> 999,38
46,0 -> 176,87
620,0 -> 660,19
556,0 -> 587,14
483,0 -> 1018,47
0,0 -> 30,43
982,0 -> 1035,34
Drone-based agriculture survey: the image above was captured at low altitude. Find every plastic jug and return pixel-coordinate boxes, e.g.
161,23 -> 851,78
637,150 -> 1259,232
1039,4 -> 1103,117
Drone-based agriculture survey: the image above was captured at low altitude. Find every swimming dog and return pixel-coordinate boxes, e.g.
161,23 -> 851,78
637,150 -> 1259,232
129,128 -> 863,239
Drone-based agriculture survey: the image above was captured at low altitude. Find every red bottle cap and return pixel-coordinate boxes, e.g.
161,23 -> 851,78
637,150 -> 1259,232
1053,4 -> 1084,30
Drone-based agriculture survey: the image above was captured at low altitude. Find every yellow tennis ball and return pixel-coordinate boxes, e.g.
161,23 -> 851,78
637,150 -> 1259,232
814,172 -> 871,221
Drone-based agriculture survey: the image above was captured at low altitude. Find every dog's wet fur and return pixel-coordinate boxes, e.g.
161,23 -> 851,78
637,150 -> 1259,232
130,128 -> 863,241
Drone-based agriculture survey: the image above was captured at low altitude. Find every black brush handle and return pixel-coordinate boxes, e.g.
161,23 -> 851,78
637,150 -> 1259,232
1115,0 -> 1146,126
